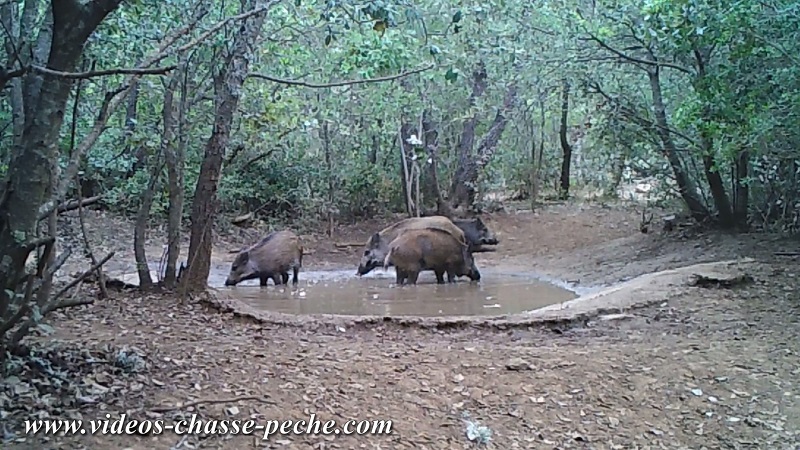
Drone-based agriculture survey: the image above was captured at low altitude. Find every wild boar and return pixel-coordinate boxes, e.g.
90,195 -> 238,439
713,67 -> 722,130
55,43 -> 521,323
356,216 -> 469,276
451,217 -> 499,250
382,228 -> 481,285
224,230 -> 303,286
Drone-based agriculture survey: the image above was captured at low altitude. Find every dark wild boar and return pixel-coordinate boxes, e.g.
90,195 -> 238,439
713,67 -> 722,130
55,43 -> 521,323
382,228 -> 481,285
224,230 -> 303,286
451,217 -> 499,250
356,216 -> 469,276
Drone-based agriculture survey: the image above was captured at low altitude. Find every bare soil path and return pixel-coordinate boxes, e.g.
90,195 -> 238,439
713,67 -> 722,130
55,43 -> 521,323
2,201 -> 799,449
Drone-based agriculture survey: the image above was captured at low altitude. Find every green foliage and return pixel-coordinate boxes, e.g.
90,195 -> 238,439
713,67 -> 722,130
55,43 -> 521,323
2,0 -> 795,230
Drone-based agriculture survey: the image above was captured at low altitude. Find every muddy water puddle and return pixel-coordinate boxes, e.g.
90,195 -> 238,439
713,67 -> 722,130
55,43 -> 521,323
212,269 -> 579,317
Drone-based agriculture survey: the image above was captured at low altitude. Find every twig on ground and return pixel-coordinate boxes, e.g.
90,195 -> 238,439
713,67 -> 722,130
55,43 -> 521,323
774,251 -> 799,256
151,395 -> 276,413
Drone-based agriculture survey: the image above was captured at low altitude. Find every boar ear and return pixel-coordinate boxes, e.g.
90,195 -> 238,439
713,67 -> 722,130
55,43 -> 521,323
368,232 -> 381,247
240,251 -> 250,263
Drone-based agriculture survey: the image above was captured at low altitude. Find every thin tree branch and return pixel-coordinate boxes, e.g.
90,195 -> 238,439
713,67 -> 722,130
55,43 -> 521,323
167,1 -> 279,60
32,64 -> 177,79
584,31 -> 693,74
588,80 -> 697,146
574,10 -> 694,75
248,64 -> 435,88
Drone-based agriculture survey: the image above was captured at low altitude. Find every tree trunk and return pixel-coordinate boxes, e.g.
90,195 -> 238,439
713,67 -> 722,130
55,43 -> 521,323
450,62 -> 488,209
0,0 -> 124,352
700,138 -> 734,228
646,67 -> 709,221
530,98 -> 546,211
134,159 -> 160,290
733,149 -> 749,231
558,79 -> 573,200
692,46 -> 734,228
418,110 -> 450,215
320,108 -> 335,236
419,110 -> 437,209
0,3 -> 24,146
181,0 -> 269,293
368,118 -> 380,165
529,132 -> 539,208
607,151 -> 626,198
123,82 -> 145,177
162,67 -> 186,289
456,84 -> 518,212
398,122 -> 414,217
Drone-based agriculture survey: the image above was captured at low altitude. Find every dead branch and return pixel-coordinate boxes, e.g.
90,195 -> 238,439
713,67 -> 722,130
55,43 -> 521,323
227,198 -> 276,228
31,64 -> 176,79
228,247 -> 313,255
4,247 -> 73,346
774,251 -> 800,256
48,297 -> 94,313
47,249 -> 73,281
248,64 -> 435,88
56,195 -> 102,214
51,252 -> 115,303
22,235 -> 56,253
151,395 -> 276,413
230,212 -> 253,225
76,184 -> 109,299
0,67 -> 26,88
334,242 -> 364,248
241,146 -> 278,167
689,273 -> 754,288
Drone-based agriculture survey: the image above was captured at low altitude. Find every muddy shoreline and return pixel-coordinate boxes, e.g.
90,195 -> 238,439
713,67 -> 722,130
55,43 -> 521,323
201,258 -> 759,331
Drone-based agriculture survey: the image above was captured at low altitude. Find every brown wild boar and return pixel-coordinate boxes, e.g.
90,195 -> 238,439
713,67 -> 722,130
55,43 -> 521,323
382,228 -> 481,285
356,216 -> 470,276
224,230 -> 303,286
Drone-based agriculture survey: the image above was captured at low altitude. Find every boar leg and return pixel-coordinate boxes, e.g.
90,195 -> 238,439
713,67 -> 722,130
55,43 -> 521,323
259,275 -> 270,286
281,272 -> 290,285
271,273 -> 283,285
291,265 -> 299,284
395,269 -> 407,285
446,268 -> 458,283
434,269 -> 446,284
407,271 -> 420,285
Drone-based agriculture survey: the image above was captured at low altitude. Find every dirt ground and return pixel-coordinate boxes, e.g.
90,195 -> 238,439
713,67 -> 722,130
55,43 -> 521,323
2,200 -> 800,449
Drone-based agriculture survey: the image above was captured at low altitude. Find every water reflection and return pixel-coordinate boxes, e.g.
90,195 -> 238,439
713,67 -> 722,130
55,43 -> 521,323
219,269 -> 578,317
